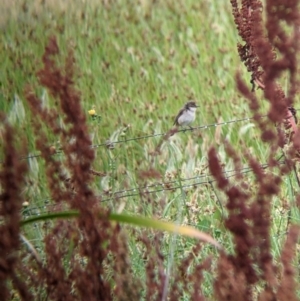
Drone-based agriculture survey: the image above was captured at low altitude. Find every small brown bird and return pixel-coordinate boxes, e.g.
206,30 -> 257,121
173,101 -> 199,129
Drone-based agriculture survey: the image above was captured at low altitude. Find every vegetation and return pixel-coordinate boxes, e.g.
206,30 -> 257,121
1,0 -> 300,300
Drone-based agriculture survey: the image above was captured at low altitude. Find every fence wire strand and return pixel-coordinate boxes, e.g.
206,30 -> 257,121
12,113 -> 267,162
22,160 -> 285,217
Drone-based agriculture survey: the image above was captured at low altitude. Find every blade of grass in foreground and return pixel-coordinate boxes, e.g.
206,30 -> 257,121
21,211 -> 221,249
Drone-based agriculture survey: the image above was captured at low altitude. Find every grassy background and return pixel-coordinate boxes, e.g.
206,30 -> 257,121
1,0 -> 300,298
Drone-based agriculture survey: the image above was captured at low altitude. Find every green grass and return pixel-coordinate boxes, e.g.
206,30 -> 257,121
2,0 -> 300,299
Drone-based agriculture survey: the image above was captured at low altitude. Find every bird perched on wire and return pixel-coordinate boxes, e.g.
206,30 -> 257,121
173,101 -> 199,130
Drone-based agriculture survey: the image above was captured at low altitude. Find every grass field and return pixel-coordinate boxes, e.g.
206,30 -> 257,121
1,0 -> 300,299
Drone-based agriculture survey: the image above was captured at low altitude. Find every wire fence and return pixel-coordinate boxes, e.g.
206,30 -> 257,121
15,113 -> 267,162
2,110 -> 297,230
17,109 -> 298,257
22,160 -> 286,218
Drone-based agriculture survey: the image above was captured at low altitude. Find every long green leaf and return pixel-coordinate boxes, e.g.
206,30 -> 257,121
21,211 -> 221,249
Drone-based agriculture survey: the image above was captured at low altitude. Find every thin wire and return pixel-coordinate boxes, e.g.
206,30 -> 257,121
99,162 -> 271,199
91,115 -> 260,148
100,168 -> 255,202
12,113 -> 266,162
22,160 -> 285,216
20,158 -> 274,216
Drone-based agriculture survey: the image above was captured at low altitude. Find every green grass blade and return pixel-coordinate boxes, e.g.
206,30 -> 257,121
21,211 -> 221,249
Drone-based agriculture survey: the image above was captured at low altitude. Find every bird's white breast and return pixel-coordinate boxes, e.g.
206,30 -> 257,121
177,107 -> 196,125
